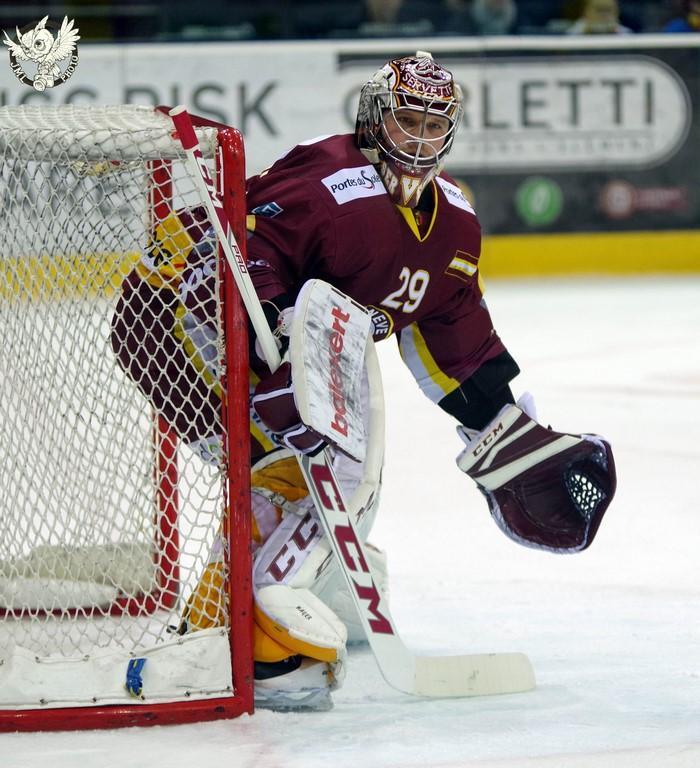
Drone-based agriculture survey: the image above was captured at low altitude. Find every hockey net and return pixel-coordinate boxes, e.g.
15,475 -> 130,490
0,105 -> 252,730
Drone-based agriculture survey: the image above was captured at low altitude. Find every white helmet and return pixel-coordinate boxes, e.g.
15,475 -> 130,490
355,51 -> 463,207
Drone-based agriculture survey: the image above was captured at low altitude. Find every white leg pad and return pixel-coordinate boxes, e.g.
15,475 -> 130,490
256,583 -> 347,656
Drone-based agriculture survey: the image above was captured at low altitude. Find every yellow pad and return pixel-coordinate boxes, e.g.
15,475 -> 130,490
182,561 -> 226,632
251,453 -> 309,504
253,617 -> 298,663
185,568 -> 338,664
184,455 -> 314,638
251,453 -> 310,545
254,602 -> 338,664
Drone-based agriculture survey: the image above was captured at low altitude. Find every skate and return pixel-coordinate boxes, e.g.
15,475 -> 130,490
253,653 -> 344,712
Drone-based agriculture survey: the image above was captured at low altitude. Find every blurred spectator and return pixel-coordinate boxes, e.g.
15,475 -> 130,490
354,0 -> 438,37
442,0 -> 519,36
663,0 -> 700,31
365,0 -> 404,23
566,0 -> 632,33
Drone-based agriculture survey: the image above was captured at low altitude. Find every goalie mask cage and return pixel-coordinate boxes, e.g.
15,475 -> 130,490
0,105 -> 253,731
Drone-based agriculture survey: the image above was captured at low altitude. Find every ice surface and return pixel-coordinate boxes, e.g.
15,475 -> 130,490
3,276 -> 699,767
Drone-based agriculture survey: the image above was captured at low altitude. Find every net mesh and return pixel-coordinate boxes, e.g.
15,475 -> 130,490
0,106 -> 230,661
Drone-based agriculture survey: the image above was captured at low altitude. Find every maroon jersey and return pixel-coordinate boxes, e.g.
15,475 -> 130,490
246,134 -> 506,404
111,134 -> 511,456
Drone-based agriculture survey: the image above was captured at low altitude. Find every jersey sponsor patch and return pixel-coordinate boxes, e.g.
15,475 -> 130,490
246,258 -> 272,269
445,250 -> 478,283
251,201 -> 283,218
436,177 -> 475,214
321,165 -> 386,205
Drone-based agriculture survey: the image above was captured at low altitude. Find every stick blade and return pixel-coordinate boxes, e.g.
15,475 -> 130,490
413,652 -> 535,698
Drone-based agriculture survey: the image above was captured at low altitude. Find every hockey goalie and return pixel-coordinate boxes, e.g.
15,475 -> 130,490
111,51 -> 616,711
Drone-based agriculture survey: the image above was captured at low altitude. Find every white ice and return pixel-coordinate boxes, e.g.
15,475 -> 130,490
3,276 -> 699,768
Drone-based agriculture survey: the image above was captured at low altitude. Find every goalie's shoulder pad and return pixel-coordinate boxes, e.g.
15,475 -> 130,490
457,404 -> 617,553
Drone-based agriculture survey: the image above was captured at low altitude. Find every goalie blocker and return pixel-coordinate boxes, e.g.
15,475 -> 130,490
457,399 -> 616,553
252,279 -> 373,461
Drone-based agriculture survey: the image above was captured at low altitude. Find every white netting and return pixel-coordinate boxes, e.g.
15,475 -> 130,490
0,106 -> 234,705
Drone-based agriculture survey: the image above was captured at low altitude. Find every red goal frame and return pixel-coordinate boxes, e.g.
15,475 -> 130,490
0,120 -> 254,732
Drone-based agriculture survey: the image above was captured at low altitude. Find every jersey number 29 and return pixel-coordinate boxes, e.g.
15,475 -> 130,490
380,267 -> 430,314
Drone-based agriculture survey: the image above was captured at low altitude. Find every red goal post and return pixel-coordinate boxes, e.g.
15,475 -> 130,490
0,105 -> 253,730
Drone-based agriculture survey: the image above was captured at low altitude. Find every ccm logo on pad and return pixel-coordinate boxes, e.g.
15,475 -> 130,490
472,421 -> 505,456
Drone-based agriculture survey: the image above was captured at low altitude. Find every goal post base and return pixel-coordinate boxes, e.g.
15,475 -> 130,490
0,696 -> 251,733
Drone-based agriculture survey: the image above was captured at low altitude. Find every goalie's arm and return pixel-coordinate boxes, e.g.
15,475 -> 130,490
395,284 -> 518,430
437,350 -> 520,433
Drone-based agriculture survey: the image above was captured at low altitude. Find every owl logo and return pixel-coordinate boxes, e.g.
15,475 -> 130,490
3,16 -> 80,91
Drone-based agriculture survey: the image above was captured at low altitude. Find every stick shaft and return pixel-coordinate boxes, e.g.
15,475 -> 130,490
169,106 -> 281,369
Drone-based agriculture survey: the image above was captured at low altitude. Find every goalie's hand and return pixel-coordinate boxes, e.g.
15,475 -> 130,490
252,361 -> 325,455
457,399 -> 616,553
251,295 -> 295,364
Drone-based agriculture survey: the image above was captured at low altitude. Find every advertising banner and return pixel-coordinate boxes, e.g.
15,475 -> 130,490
1,34 -> 698,244
334,41 -> 700,236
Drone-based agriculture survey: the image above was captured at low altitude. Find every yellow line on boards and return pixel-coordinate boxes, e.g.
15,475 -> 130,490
480,231 -> 700,278
3,230 -> 700,301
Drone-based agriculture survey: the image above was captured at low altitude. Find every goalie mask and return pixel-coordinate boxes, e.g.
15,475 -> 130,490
355,51 -> 463,208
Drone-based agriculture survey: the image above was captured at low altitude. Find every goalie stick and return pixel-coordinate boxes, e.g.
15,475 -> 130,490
169,105 -> 535,698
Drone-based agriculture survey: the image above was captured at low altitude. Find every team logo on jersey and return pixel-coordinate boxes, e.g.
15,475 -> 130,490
3,16 -> 79,91
401,176 -> 424,206
321,165 -> 386,205
143,212 -> 193,272
251,201 -> 283,218
366,305 -> 394,340
436,177 -> 475,214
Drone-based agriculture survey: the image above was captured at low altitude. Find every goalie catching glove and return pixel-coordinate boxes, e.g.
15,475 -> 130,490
457,398 -> 616,553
